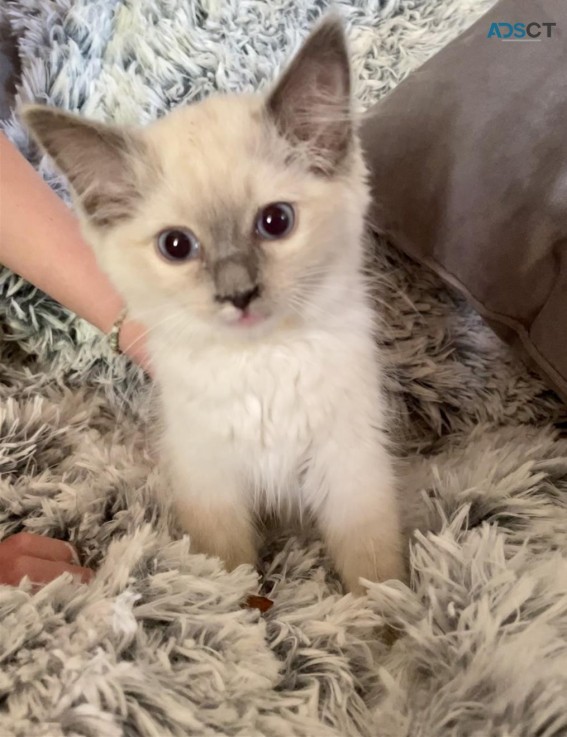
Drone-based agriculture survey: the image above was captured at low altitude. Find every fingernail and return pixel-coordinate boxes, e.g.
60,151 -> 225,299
72,570 -> 93,585
64,543 -> 81,566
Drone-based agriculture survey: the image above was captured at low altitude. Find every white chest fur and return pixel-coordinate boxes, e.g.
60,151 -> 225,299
154,318 -> 381,506
148,303 -> 403,592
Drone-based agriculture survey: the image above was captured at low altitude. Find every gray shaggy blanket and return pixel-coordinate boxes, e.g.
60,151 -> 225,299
1,1 -> 567,736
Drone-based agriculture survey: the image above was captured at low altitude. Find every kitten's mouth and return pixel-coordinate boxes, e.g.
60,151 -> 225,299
218,302 -> 266,328
236,309 -> 264,327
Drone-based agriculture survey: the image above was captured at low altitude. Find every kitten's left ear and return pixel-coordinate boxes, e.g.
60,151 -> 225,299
22,104 -> 149,228
266,15 -> 352,175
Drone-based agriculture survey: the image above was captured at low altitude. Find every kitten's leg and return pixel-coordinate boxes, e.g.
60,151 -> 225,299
307,441 -> 406,594
169,459 -> 257,571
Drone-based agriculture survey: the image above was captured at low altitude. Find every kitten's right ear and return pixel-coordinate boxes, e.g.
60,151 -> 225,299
21,104 -> 149,228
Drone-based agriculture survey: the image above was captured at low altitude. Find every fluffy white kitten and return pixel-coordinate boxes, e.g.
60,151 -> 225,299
24,17 -> 405,593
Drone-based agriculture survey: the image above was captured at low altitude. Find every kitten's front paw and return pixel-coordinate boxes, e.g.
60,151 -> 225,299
334,534 -> 407,595
343,554 -> 407,595
175,499 -> 258,572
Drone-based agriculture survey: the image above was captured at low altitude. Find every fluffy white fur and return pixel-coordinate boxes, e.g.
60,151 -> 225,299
154,260 -> 403,591
23,18 -> 404,592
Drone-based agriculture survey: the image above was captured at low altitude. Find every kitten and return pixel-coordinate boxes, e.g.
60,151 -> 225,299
23,17 -> 405,593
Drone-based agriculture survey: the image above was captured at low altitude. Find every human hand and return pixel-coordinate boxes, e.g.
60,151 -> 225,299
0,532 -> 93,586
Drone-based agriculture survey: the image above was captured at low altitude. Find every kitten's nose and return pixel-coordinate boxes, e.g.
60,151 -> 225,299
217,285 -> 260,311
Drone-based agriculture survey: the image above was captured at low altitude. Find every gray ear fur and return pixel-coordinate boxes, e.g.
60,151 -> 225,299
267,16 -> 352,175
22,105 -> 149,228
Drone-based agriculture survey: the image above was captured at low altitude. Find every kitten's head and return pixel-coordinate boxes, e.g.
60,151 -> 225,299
23,16 -> 369,341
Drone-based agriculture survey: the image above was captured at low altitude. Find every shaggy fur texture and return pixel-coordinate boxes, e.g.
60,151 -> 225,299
1,1 -> 567,736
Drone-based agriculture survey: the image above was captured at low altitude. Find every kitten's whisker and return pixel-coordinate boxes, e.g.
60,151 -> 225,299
119,308 -> 188,356
287,295 -> 332,323
297,268 -> 400,318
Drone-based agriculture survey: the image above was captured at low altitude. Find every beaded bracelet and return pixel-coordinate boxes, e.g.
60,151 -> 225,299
108,308 -> 128,355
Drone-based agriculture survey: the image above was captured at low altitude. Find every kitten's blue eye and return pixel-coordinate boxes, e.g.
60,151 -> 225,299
157,228 -> 200,262
256,202 -> 295,240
